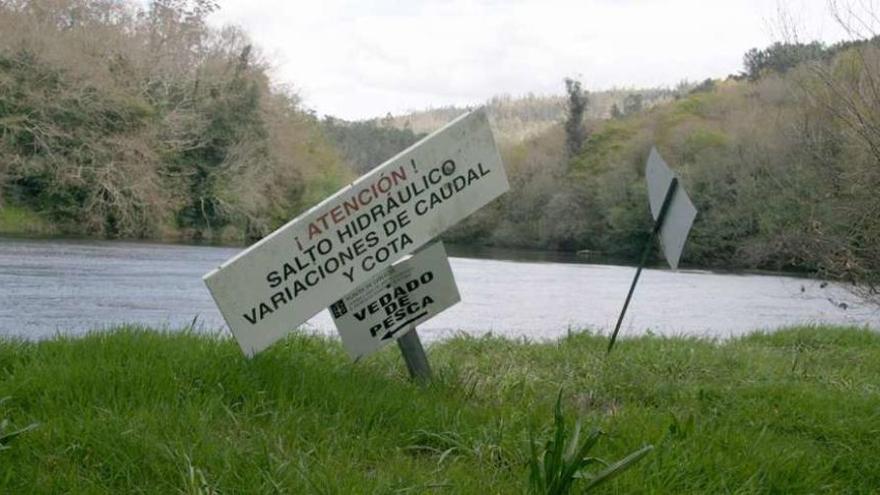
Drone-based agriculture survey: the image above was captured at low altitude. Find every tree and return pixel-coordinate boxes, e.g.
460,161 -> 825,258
742,41 -> 826,81
321,118 -> 425,173
610,103 -> 623,119
0,0 -> 348,241
563,78 -> 588,157
623,93 -> 643,115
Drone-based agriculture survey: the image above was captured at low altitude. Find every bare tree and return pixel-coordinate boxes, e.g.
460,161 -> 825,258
776,1 -> 880,301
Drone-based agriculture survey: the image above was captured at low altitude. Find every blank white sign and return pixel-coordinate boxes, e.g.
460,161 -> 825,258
645,147 -> 697,270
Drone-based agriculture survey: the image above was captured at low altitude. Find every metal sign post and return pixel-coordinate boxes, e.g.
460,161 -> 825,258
607,178 -> 678,353
607,147 -> 697,353
396,328 -> 432,383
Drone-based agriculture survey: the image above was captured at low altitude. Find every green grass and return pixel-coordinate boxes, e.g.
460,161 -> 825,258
1,325 -> 879,493
0,205 -> 56,236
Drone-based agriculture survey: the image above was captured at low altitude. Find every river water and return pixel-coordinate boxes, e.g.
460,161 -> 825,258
1,236 -> 878,343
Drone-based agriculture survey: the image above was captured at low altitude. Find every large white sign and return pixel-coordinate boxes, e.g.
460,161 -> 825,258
204,109 -> 508,355
330,242 -> 459,360
645,147 -> 697,270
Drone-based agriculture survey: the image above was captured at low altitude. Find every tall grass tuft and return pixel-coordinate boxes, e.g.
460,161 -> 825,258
527,391 -> 652,494
0,397 -> 38,452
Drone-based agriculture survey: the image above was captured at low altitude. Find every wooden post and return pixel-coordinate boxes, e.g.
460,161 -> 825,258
397,327 -> 432,384
607,178 -> 679,354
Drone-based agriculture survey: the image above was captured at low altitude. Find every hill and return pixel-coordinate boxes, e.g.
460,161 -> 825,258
374,88 -> 683,143
0,0 -> 350,242
438,40 -> 880,293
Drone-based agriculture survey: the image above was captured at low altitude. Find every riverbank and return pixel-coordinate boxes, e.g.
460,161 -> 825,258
0,206 -> 58,237
1,326 -> 878,493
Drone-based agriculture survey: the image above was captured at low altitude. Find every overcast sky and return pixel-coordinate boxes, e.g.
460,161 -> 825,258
208,1 -> 855,120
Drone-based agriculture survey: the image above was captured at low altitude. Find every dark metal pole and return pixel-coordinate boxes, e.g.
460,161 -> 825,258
607,178 -> 679,354
397,327 -> 432,383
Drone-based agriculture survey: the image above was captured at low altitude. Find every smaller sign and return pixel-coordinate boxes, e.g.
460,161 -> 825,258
645,147 -> 697,270
330,242 -> 460,360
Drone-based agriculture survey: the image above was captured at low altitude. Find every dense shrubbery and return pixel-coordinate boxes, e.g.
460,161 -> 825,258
321,116 -> 425,173
0,0 -> 348,241
447,40 -> 880,293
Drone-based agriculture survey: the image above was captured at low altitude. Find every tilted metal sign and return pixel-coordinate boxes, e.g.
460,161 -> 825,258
203,109 -> 508,355
645,147 -> 697,269
329,242 -> 460,360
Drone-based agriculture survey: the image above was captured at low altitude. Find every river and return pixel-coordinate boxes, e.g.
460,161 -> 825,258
1,236 -> 877,343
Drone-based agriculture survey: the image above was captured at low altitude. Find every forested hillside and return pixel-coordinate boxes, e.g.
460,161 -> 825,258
445,39 -> 880,291
320,116 -> 425,174
378,88 -> 680,143
0,0 -> 349,241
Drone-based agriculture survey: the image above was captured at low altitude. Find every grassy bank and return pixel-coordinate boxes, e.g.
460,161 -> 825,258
0,205 -> 57,236
1,326 -> 879,493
